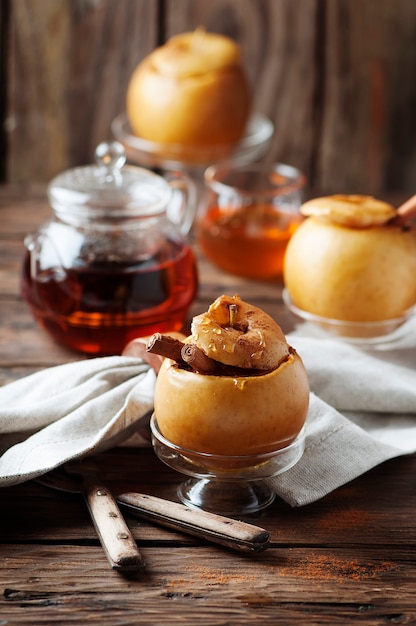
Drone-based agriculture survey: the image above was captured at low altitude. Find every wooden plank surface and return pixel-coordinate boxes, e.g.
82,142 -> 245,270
2,447 -> 416,547
2,451 -> 416,625
320,0 -> 416,195
2,545 -> 415,625
2,0 -> 416,197
6,0 -> 158,182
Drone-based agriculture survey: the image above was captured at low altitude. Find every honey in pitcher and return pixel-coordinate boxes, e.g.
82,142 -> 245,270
21,239 -> 198,355
197,203 -> 302,279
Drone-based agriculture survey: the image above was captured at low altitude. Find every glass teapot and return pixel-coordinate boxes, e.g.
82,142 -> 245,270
21,141 -> 198,355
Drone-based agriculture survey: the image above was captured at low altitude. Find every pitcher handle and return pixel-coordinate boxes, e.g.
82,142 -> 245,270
165,170 -> 197,236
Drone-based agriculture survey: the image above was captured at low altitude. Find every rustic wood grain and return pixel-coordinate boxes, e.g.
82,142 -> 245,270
1,543 -> 415,624
6,0 -> 158,183
319,0 -> 416,195
3,0 -> 416,197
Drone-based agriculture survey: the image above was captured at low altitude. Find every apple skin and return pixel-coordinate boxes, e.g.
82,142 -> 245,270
154,352 -> 309,458
126,31 -> 251,152
283,217 -> 416,322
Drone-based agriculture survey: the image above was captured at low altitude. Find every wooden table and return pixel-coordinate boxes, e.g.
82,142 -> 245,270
1,186 -> 415,625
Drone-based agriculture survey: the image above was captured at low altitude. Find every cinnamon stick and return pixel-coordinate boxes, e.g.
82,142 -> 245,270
146,333 -> 185,363
146,333 -> 219,374
181,343 -> 217,373
396,194 -> 416,224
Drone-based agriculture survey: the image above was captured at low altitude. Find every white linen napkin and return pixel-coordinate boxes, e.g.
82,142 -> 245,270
269,325 -> 416,505
0,325 -> 415,505
0,357 -> 156,487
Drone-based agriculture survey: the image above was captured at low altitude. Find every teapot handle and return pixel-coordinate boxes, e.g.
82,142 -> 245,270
165,171 -> 197,236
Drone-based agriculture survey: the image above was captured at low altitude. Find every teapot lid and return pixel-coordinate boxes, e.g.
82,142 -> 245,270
48,141 -> 171,220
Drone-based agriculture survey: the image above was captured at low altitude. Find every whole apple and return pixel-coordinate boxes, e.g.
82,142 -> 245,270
126,30 -> 251,159
283,195 -> 416,323
154,352 -> 309,458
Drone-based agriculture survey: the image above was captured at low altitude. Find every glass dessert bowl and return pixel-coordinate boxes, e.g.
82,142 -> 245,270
111,112 -> 274,172
283,289 -> 416,344
146,294 -> 310,516
150,414 -> 305,516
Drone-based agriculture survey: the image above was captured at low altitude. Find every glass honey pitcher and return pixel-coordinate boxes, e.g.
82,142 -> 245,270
21,142 -> 198,355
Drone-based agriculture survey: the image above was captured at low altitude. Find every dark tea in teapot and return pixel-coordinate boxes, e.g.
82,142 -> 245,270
21,239 -> 197,355
21,142 -> 198,355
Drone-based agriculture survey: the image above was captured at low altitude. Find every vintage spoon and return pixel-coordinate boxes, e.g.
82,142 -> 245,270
37,462 -> 145,573
38,465 -> 270,553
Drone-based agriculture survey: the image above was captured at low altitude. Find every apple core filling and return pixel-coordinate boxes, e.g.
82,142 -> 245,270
146,294 -> 296,376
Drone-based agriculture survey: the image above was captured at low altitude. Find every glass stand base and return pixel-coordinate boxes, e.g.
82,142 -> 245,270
177,477 -> 276,517
150,414 -> 306,518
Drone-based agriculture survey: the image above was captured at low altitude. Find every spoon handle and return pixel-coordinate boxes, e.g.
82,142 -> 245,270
117,492 -> 270,552
82,478 -> 145,572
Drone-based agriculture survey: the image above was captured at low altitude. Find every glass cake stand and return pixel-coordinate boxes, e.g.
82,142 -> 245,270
150,414 -> 305,517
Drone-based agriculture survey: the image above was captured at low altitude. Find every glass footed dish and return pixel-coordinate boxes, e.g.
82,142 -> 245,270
283,288 -> 416,345
111,112 -> 274,172
150,414 -> 305,517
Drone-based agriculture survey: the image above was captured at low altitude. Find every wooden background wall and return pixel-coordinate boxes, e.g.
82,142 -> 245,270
1,0 -> 416,198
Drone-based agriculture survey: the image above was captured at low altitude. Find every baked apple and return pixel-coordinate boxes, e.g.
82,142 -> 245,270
126,29 -> 251,161
283,195 -> 416,324
151,295 -> 309,458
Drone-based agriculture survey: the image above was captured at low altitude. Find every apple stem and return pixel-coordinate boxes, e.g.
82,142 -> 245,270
191,26 -> 206,51
229,304 -> 238,328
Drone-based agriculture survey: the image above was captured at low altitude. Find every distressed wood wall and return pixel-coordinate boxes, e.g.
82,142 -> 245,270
1,0 -> 416,197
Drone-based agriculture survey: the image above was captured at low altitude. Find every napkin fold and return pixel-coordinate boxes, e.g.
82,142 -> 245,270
0,328 -> 415,506
0,357 -> 156,487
